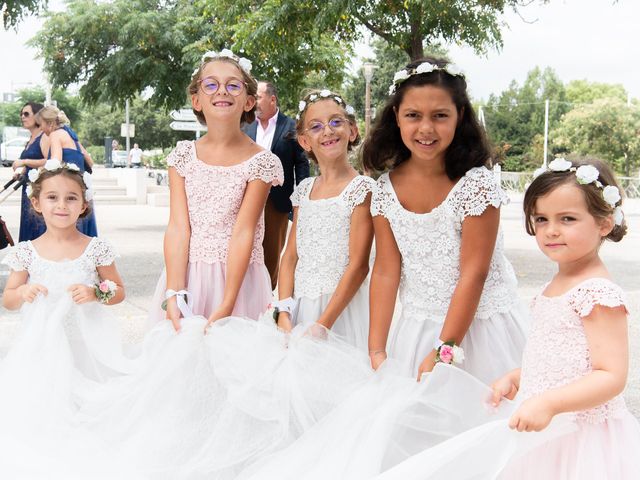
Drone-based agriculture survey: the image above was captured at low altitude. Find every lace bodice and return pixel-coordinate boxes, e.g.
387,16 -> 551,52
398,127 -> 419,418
291,175 -> 375,298
371,167 -> 517,322
518,278 -> 628,424
167,141 -> 284,264
1,238 -> 117,298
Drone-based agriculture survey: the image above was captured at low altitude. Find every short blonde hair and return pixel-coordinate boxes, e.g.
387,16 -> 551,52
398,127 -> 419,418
35,105 -> 70,128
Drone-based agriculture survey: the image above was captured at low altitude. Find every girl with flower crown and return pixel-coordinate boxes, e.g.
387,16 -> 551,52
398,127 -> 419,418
0,162 -> 133,475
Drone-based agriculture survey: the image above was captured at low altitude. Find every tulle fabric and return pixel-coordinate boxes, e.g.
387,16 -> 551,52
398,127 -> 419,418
389,304 -> 528,384
146,261 -> 272,328
291,282 -> 369,351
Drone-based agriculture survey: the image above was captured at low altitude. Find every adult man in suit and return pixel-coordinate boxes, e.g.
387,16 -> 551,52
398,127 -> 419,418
244,81 -> 310,290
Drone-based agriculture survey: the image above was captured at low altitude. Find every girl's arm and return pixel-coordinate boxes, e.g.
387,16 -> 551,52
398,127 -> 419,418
417,206 -> 500,378
164,167 -> 191,331
276,207 -> 299,332
510,305 -> 628,432
317,195 -> 374,329
368,215 -> 402,369
67,263 -> 126,305
15,135 -> 50,170
48,130 -> 64,161
79,142 -> 94,168
206,178 -> 271,325
2,270 -> 47,310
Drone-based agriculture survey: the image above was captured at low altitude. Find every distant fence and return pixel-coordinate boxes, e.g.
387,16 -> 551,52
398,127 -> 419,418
499,172 -> 640,198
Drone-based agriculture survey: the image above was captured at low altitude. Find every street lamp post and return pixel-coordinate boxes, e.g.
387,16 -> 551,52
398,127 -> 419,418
363,62 -> 375,136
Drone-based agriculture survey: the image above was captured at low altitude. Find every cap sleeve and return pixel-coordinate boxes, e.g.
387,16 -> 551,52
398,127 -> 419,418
247,151 -> 284,186
567,278 -> 628,318
344,176 -> 376,212
291,177 -> 314,208
370,174 -> 394,219
86,238 -> 119,267
166,141 -> 194,178
451,167 -> 509,218
1,242 -> 33,272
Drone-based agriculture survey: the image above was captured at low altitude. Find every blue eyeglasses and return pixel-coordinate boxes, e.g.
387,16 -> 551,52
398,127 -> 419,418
303,117 -> 348,136
198,77 -> 247,96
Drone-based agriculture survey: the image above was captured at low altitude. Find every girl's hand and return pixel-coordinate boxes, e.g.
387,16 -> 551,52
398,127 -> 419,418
277,312 -> 293,332
68,284 -> 97,304
491,374 -> 519,406
304,322 -> 328,340
19,283 -> 48,303
369,350 -> 387,370
165,297 -> 182,332
508,396 -> 555,432
204,304 -> 233,333
416,349 -> 438,381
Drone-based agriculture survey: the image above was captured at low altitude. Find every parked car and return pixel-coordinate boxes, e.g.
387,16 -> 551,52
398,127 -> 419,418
111,150 -> 128,168
0,137 -> 29,167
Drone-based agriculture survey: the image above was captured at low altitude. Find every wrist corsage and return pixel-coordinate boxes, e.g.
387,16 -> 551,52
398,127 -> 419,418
94,280 -> 117,304
434,340 -> 465,365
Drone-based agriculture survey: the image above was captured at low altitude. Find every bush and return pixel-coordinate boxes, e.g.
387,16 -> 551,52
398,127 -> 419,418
85,145 -> 105,164
145,148 -> 173,170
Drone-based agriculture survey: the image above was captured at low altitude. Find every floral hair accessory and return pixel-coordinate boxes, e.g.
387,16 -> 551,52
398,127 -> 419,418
434,341 -> 464,365
94,279 -> 117,304
197,48 -> 252,77
26,160 -> 94,202
389,61 -> 464,95
533,157 -> 625,225
296,89 -> 356,120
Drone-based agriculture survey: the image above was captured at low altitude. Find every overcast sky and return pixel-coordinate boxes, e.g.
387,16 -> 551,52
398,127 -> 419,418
1,0 -> 638,102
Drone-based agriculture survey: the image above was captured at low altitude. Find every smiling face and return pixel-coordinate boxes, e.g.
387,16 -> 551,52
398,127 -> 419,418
191,60 -> 256,126
395,84 -> 458,168
298,99 -> 358,164
31,174 -> 87,231
531,183 -> 613,267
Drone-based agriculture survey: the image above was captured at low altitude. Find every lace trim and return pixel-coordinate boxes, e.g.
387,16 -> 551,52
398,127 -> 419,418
343,176 -> 376,212
86,237 -> 118,267
290,177 -> 314,208
247,150 -> 284,186
567,278 -> 628,318
449,167 -> 509,218
1,242 -> 33,271
166,140 -> 193,177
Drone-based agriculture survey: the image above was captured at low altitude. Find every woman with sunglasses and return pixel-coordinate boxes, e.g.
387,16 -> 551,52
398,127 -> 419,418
12,102 -> 49,241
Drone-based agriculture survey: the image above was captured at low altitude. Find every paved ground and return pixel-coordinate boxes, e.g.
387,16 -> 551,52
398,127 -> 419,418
1,191 -> 638,418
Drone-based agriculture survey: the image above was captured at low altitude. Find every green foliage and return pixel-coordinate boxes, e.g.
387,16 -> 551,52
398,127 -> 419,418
565,80 -> 627,105
483,67 -> 569,166
84,144 -> 105,164
0,86 -> 81,129
552,98 -> 640,176
2,0 -> 46,29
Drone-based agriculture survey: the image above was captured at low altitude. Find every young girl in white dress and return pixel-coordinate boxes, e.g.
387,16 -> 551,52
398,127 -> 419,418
0,161 -> 134,477
366,57 -> 528,383
275,89 -> 375,349
375,158 -> 640,480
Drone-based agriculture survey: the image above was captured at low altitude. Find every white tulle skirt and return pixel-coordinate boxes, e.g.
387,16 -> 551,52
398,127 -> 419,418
292,282 -> 369,351
389,303 -> 529,384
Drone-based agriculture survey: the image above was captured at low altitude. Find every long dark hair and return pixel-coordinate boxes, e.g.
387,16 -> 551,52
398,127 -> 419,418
363,57 -> 490,180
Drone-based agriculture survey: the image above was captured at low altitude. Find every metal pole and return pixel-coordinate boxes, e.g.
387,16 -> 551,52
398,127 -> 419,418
125,99 -> 131,155
365,78 -> 371,136
543,99 -> 549,167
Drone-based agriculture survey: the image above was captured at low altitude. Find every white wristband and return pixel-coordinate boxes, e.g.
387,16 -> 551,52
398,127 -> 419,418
165,289 -> 193,318
273,297 -> 296,314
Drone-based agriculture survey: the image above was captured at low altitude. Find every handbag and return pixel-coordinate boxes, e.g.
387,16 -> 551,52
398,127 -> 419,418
0,216 -> 15,250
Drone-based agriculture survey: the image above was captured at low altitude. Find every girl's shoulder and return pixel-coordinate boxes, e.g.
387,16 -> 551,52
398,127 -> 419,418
166,141 -> 195,177
450,166 -> 509,217
1,241 -> 34,272
291,177 -> 315,207
370,172 -> 395,218
84,237 -> 118,267
565,277 -> 628,318
342,175 -> 376,211
246,150 -> 284,186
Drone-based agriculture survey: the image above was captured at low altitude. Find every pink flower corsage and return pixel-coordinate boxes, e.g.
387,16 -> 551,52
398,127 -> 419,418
94,280 -> 117,304
435,341 -> 465,365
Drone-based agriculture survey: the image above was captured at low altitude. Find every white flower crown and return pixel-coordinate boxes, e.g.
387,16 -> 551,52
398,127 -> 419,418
389,61 -> 464,95
193,48 -> 253,78
26,159 -> 94,202
296,89 -> 356,120
533,157 -> 624,226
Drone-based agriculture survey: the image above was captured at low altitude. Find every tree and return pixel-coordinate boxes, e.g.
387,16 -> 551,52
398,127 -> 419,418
483,67 -> 569,171
565,80 -> 627,105
31,0 -> 350,112
2,0 -> 46,29
0,86 -> 81,129
552,98 -> 640,176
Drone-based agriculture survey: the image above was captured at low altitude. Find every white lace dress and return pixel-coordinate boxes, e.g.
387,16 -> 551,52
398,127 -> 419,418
0,239 -> 137,478
372,167 -> 528,383
290,175 -> 376,349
